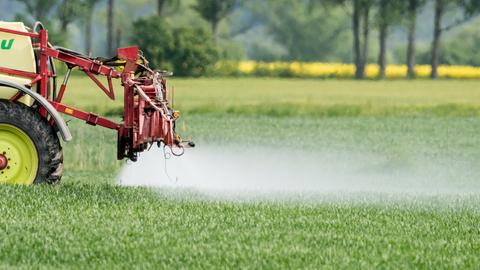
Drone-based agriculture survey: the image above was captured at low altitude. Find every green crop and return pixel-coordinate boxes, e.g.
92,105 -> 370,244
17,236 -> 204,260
1,78 -> 480,269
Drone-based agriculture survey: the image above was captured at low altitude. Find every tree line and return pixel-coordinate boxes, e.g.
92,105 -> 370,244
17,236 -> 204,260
12,0 -> 234,53
8,0 -> 480,79
331,0 -> 480,79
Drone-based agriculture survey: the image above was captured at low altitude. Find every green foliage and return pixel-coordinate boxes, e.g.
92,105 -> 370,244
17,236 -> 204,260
208,61 -> 243,76
80,0 -> 100,13
412,18 -> 480,66
245,0 -> 351,62
438,21 -> 480,66
15,0 -> 59,21
9,0 -> 480,68
192,0 -> 236,34
155,0 -> 181,16
171,27 -> 219,76
246,40 -> 287,61
131,16 -> 219,76
217,39 -> 246,60
12,14 -> 67,46
57,0 -> 82,31
459,0 -> 480,16
376,0 -> 405,28
14,0 -> 85,46
131,16 -> 175,71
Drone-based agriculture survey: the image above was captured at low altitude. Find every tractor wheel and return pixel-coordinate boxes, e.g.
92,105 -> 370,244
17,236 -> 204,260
0,100 -> 63,185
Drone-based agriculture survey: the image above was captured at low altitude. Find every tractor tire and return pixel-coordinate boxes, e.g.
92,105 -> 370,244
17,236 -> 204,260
0,100 -> 63,185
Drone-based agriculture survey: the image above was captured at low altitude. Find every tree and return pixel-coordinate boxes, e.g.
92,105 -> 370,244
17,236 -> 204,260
131,16 -> 218,76
157,0 -> 166,15
431,0 -> 480,79
352,0 -> 362,78
361,2 -> 370,79
172,27 -> 219,76
438,22 -> 480,66
376,0 -> 403,80
107,0 -> 115,56
156,0 -> 179,16
431,0 -> 446,79
15,0 -> 66,45
243,0 -> 351,62
405,0 -> 426,78
377,0 -> 387,79
53,0 -> 82,47
132,16 -> 175,70
81,0 -> 99,56
58,0 -> 81,32
351,0 -> 374,79
331,0 -> 374,78
15,0 -> 58,21
192,0 -> 236,39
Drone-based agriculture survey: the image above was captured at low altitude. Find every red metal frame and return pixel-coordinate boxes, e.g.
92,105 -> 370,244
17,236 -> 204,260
0,26 -> 187,161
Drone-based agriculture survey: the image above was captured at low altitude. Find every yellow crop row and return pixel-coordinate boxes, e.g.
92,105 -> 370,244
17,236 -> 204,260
232,61 -> 480,79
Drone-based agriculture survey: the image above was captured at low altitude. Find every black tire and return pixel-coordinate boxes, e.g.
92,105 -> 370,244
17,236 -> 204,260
0,100 -> 63,184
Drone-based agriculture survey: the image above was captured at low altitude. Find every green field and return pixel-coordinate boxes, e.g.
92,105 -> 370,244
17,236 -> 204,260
2,78 -> 480,269
65,77 -> 480,116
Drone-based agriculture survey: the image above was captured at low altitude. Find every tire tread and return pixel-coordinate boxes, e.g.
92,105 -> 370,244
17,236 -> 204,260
0,100 -> 63,184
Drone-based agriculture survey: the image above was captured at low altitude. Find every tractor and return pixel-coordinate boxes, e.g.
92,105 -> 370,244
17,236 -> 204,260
0,21 -> 192,185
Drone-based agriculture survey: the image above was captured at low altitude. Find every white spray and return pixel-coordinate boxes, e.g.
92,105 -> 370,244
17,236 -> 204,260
118,144 -> 480,199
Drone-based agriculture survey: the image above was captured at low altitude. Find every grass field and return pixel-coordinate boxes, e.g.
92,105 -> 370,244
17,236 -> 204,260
2,78 -> 480,268
65,77 -> 480,116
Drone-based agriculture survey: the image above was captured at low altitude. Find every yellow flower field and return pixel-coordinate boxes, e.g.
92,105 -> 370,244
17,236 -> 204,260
230,61 -> 480,79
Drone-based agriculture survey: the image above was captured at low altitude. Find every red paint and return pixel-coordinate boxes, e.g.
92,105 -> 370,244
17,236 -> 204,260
0,24 -> 186,161
0,27 -> 39,38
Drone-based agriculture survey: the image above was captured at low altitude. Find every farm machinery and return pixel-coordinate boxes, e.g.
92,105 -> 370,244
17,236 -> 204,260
0,21 -> 192,185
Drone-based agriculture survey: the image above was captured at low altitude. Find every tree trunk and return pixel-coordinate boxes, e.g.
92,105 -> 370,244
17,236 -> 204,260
378,25 -> 387,80
86,11 -> 93,56
60,0 -> 69,32
431,0 -> 443,79
353,0 -> 362,79
107,0 -> 114,56
116,28 -> 122,50
406,0 -> 417,79
157,0 -> 166,16
361,6 -> 369,79
378,0 -> 387,80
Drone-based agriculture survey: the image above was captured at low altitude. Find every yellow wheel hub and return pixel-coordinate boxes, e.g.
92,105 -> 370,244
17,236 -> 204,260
0,124 -> 38,185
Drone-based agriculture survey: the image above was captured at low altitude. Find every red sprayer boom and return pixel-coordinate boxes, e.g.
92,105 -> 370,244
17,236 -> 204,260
0,22 -> 193,163
117,46 -> 194,160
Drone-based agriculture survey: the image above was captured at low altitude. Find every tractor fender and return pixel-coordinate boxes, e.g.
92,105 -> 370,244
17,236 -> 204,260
0,80 -> 72,142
